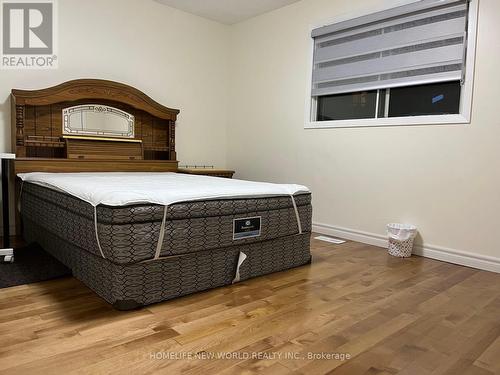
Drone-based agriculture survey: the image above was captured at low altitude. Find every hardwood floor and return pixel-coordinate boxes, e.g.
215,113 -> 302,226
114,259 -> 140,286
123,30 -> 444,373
0,236 -> 499,375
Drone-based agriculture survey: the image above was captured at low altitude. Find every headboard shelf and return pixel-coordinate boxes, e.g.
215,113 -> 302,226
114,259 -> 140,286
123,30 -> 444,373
14,158 -> 178,174
62,135 -> 143,143
11,79 -> 180,173
25,136 -> 65,147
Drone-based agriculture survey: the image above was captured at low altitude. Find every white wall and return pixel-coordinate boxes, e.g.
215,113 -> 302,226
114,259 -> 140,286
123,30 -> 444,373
227,0 -> 500,266
0,0 -> 229,167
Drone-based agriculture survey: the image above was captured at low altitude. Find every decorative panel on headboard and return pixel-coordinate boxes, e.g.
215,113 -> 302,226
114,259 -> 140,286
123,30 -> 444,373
11,79 -> 180,173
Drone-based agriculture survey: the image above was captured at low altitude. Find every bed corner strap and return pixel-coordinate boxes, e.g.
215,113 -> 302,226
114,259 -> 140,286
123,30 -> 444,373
232,251 -> 247,284
290,195 -> 303,235
93,206 -> 106,259
17,180 -> 24,213
154,205 -> 169,260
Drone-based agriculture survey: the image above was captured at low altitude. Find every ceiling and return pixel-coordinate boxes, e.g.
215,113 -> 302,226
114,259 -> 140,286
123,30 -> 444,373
154,0 -> 301,25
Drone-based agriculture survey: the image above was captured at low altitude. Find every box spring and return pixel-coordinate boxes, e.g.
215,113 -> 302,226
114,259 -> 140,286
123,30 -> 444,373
21,183 -> 312,309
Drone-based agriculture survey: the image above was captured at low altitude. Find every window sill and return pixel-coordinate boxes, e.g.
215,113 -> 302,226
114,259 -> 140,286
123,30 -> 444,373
304,114 -> 470,129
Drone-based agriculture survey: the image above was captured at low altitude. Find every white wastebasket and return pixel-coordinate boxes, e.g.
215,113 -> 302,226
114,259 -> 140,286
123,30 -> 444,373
387,223 -> 417,258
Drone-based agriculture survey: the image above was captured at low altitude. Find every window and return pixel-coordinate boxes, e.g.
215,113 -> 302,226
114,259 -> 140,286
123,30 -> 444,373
388,81 -> 461,117
317,90 -> 378,121
316,81 -> 461,121
307,0 -> 477,128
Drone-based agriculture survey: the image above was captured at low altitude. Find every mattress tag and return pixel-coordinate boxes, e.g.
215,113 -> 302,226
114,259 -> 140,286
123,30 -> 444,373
233,217 -> 261,240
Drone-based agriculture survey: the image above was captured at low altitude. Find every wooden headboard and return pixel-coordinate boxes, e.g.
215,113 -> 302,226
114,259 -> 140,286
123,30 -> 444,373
11,79 -> 180,173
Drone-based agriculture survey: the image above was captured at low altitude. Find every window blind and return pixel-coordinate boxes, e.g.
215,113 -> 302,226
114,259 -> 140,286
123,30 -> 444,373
311,0 -> 469,97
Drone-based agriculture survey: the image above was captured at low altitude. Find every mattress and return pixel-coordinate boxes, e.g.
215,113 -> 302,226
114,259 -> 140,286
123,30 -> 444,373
22,182 -> 312,264
20,172 -> 313,309
18,172 -> 309,206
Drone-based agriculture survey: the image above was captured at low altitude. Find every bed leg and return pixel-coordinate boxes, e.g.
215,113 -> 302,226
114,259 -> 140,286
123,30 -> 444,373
112,300 -> 143,311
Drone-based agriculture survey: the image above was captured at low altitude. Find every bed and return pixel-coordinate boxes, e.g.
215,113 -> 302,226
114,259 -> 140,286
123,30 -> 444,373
10,80 -> 312,310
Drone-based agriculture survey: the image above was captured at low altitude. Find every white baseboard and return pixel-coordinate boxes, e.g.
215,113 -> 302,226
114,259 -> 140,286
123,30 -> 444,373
313,222 -> 500,274
313,222 -> 387,248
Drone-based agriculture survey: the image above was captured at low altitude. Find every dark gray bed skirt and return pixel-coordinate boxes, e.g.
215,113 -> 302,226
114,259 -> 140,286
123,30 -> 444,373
24,218 -> 312,310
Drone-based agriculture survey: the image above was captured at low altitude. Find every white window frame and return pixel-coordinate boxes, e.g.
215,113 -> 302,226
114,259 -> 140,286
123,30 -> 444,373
304,0 -> 479,129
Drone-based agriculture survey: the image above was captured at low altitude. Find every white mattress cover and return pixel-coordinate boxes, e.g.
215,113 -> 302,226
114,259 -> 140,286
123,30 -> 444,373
18,172 -> 310,207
